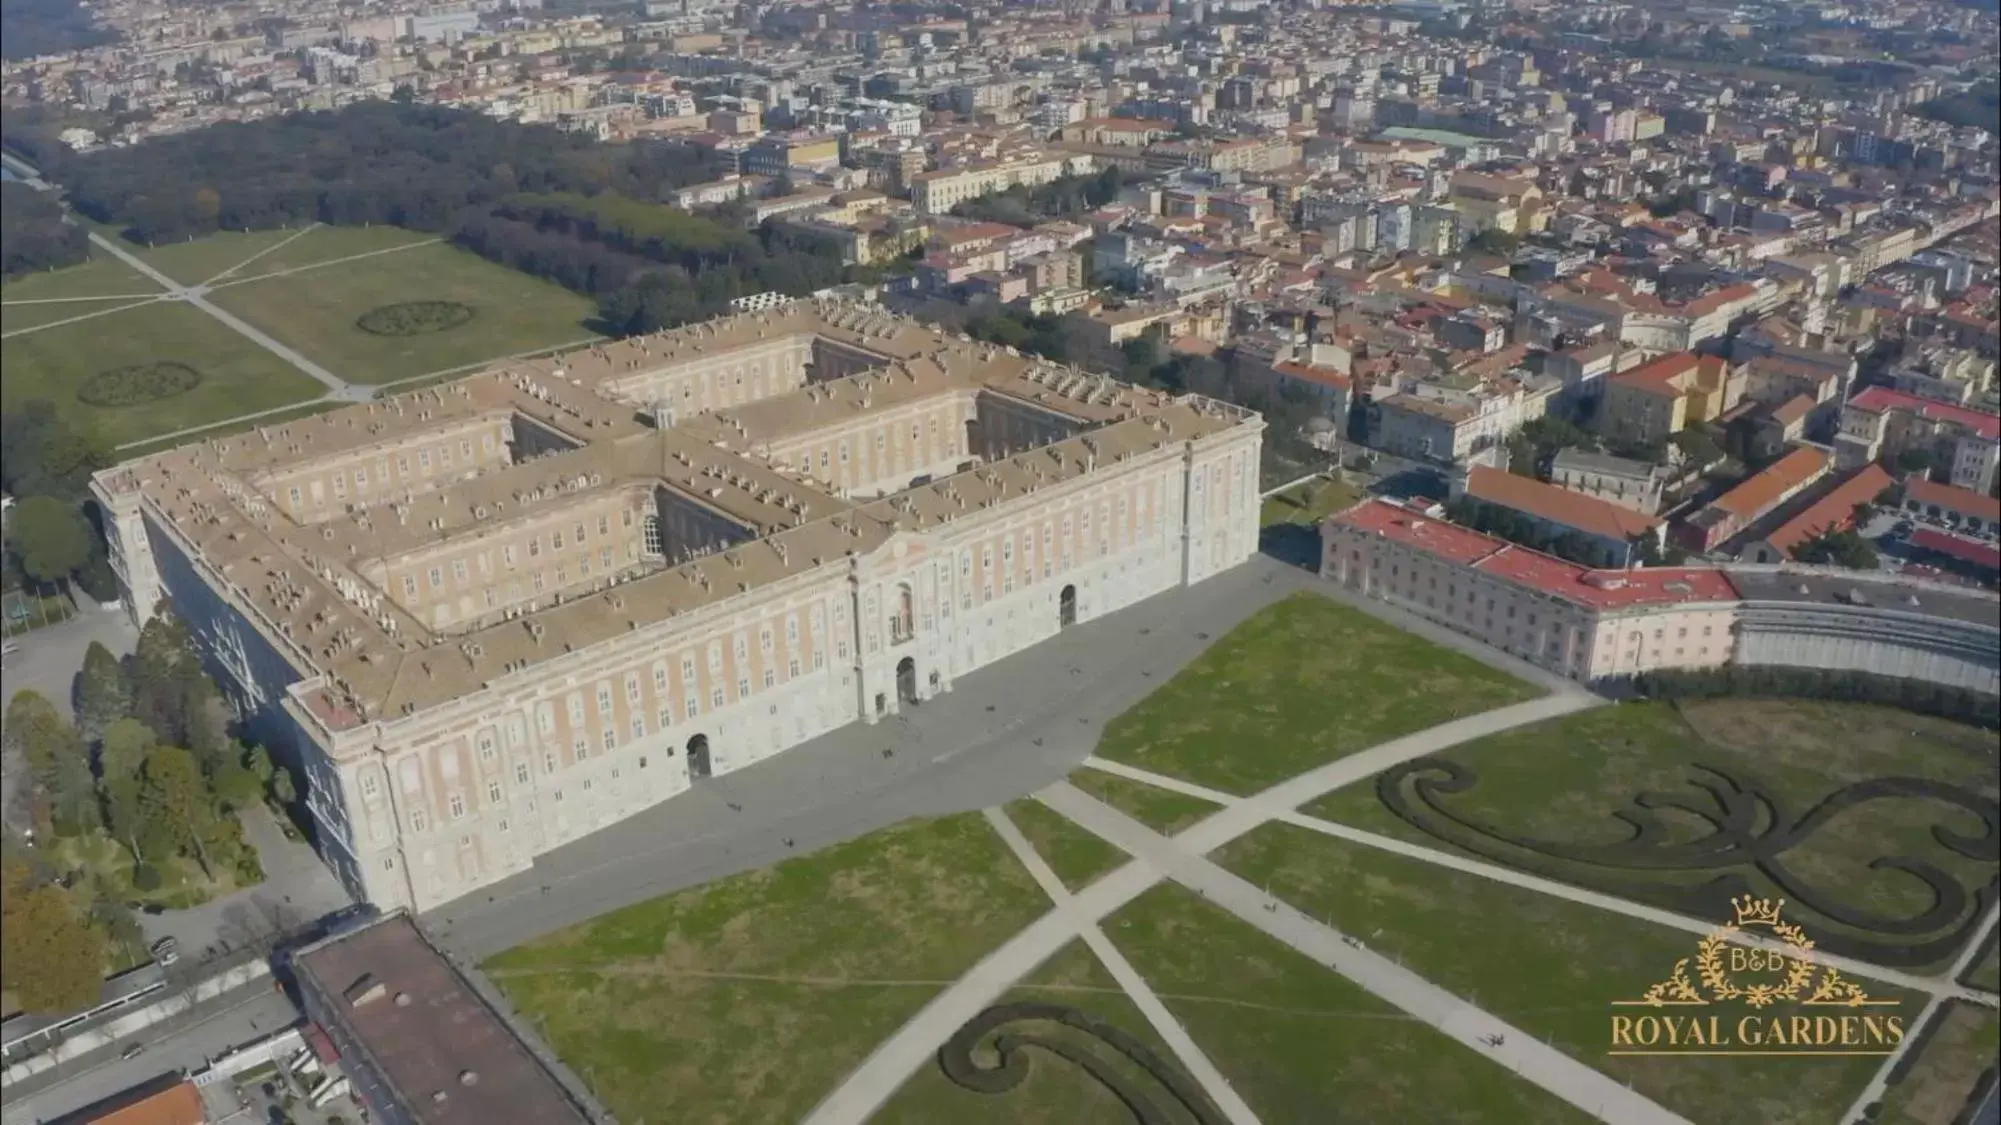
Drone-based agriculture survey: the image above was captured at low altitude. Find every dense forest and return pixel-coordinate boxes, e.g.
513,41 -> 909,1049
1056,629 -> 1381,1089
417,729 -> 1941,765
6,103 -> 726,243
7,103 -> 857,333
0,180 -> 88,277
0,0 -> 118,60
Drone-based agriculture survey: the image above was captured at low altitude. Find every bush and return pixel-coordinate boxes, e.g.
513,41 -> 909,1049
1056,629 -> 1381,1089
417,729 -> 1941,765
130,863 -> 162,891
354,301 -> 475,336
1627,665 -> 2001,729
233,850 -> 265,885
75,362 -> 202,406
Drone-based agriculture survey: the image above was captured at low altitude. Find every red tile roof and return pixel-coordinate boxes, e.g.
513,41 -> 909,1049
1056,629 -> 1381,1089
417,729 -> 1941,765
1905,477 -> 2001,524
1847,386 -> 2001,441
1332,499 -> 1737,610
1609,351 -> 1704,397
1708,445 -> 1832,521
1465,466 -> 1663,541
1760,465 -> 1894,558
1908,527 -> 2001,571
87,1082 -> 205,1125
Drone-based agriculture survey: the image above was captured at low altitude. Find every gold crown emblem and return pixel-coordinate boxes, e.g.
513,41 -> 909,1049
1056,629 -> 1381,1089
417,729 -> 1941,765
1731,896 -> 1786,928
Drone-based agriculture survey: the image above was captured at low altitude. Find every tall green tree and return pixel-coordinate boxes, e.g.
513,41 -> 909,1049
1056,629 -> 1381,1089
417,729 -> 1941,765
128,612 -> 229,766
97,717 -> 157,856
7,495 -> 91,593
0,860 -> 106,1014
72,641 -> 131,745
137,746 -> 220,878
3,691 -> 98,836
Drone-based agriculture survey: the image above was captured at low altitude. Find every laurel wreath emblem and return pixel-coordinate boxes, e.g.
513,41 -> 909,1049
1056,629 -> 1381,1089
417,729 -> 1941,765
1689,921 -> 1817,1007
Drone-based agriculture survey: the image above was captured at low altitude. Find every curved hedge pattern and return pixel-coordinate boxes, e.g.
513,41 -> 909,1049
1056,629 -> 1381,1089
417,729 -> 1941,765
1374,757 -> 1999,967
76,361 -> 203,406
937,1002 -> 1227,1124
355,300 -> 475,337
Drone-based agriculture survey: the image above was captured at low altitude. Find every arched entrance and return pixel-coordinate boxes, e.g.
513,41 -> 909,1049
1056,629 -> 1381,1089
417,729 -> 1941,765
686,734 -> 712,781
896,657 -> 918,706
1059,585 -> 1077,629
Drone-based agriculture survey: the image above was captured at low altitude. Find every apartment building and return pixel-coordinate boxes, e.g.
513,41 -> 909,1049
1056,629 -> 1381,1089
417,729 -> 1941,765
1834,386 -> 2001,494
1676,444 -> 1833,553
1597,351 -> 1743,447
92,303 -> 1263,914
908,153 -> 1092,214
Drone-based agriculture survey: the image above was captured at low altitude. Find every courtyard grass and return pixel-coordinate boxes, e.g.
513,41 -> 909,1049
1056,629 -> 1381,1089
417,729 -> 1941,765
1305,699 -> 2000,974
1104,882 -> 1598,1125
1876,1002 -> 2000,1125
484,813 -> 1051,1125
0,300 -> 326,445
1213,822 -> 1911,1125
1002,799 -> 1129,892
1258,474 -> 1362,527
1963,942 -> 1999,993
209,240 -> 599,384
873,940 -> 1220,1125
1094,591 -> 1539,795
1068,768 -> 1223,836
2,295 -> 158,336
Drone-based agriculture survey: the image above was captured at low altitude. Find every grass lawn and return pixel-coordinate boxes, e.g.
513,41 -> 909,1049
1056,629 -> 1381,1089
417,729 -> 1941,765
2,254 -> 160,302
1105,882 -> 1598,1124
873,940 -> 1222,1124
1877,1002 -> 2000,1125
210,241 -> 599,384
1307,700 -> 1999,973
1068,768 -> 1223,836
1002,799 -> 1129,892
1214,822 -> 1910,1125
1963,941 -> 1999,993
48,827 -> 254,912
0,300 -> 326,445
485,814 -> 1051,1125
1259,475 -> 1362,527
132,227 -> 314,287
3,296 -> 157,335
206,223 -> 437,284
1094,592 -> 1539,795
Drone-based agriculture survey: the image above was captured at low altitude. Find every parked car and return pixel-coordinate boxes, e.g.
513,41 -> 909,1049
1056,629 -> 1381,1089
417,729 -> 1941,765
120,1043 -> 145,1061
150,937 -> 180,966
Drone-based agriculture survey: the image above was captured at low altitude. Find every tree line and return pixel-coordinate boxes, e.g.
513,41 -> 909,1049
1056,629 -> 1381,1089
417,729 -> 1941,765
458,192 -> 851,334
0,0 -> 117,61
1,180 -> 88,277
5,102 -> 725,245
1627,665 -> 1999,730
2,401 -> 120,606
2,612 -> 294,1013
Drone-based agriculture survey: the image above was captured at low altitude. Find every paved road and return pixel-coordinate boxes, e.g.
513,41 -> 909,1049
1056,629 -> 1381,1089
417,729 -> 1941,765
135,806 -> 354,958
81,231 -> 371,402
0,984 -> 297,1125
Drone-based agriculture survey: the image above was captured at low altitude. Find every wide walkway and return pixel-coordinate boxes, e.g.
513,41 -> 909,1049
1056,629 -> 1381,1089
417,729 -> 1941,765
800,691 -> 1660,1125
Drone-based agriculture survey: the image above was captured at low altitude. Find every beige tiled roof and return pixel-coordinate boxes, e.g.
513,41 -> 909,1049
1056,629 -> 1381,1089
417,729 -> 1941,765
113,301 -> 1251,726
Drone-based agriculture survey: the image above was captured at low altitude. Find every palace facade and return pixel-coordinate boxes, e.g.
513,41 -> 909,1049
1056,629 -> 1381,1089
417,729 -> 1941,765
94,301 -> 1264,912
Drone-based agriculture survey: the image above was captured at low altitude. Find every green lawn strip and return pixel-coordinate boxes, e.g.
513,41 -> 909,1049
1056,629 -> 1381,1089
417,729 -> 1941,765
1002,799 -> 1129,892
1104,882 -> 1597,1125
485,813 -> 1051,1125
1068,767 -> 1223,836
1258,476 -> 1362,527
873,939 -> 1224,1125
1962,941 -> 1998,993
2,296 -> 157,336
1876,1002 -> 2000,1125
1214,822 -> 1908,1125
211,223 -> 437,282
1305,699 -> 1999,974
0,301 -> 326,446
132,228 -> 309,286
2,254 -> 161,301
1094,591 -> 1539,795
209,241 -> 598,384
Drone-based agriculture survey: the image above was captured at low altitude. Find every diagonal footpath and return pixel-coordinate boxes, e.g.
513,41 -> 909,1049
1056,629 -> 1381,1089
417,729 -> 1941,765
1042,783 -> 1692,1125
1084,758 -> 1995,1006
802,691 -> 1605,1125
983,808 -> 1262,1125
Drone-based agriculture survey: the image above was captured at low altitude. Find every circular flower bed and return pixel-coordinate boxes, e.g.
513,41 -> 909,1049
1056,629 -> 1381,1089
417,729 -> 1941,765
76,361 -> 203,406
355,301 -> 475,337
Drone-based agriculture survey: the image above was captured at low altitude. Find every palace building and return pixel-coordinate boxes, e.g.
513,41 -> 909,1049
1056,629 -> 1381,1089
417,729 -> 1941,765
92,301 -> 1264,913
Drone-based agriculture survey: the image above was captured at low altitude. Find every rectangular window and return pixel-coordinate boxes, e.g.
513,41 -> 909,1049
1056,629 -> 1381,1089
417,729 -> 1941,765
419,449 -> 432,470
597,687 -> 613,716
403,575 -> 417,598
515,762 -> 530,784
685,696 -> 699,719
410,809 -> 428,833
449,793 -> 465,819
428,567 -> 443,589
626,675 -> 641,702
553,531 -> 565,550
630,716 -> 645,740
601,728 -> 616,751
711,687 -> 725,710
453,559 -> 468,583
477,732 -> 495,761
